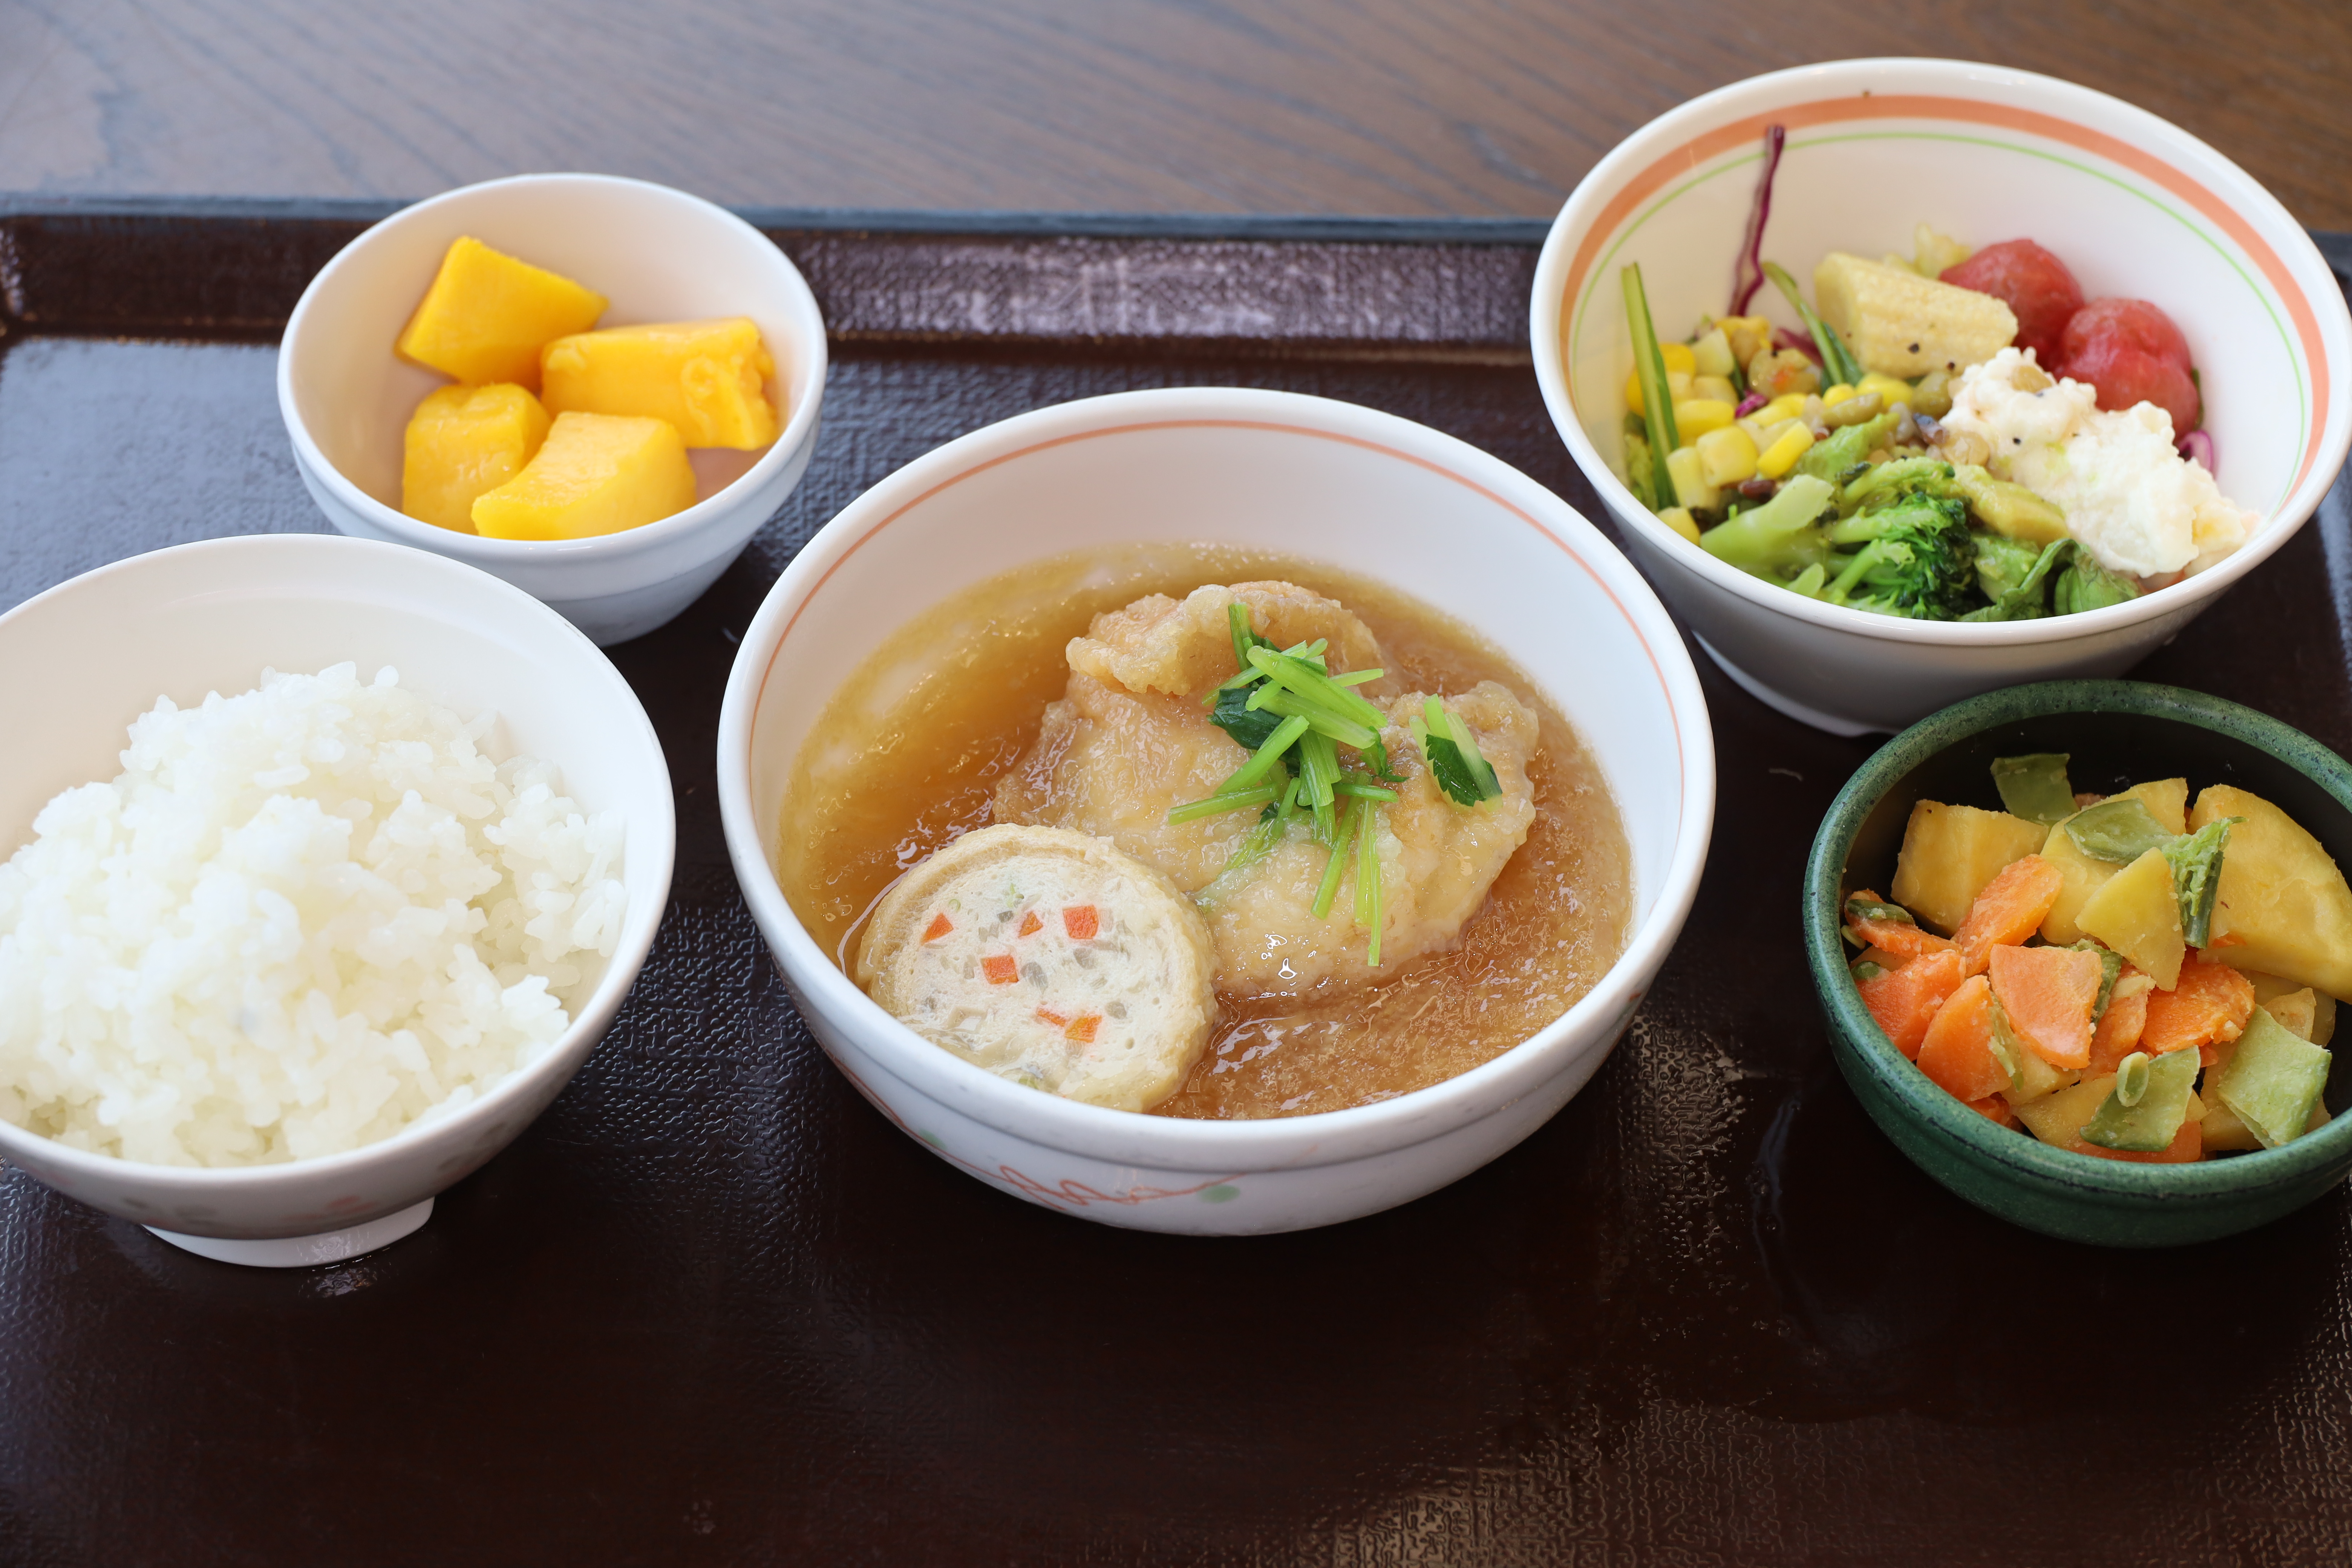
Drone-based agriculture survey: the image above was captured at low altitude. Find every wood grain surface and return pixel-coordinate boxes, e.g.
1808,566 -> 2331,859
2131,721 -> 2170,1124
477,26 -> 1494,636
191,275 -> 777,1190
4,0 -> 2349,228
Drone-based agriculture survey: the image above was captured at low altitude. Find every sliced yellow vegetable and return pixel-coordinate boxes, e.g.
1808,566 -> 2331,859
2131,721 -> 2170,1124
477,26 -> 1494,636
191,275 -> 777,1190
395,236 -> 608,389
1664,445 -> 1720,511
1755,424 -> 1815,480
1672,398 -> 1737,441
1657,506 -> 1701,543
541,317 -> 781,450
1694,424 -> 1759,487
472,411 -> 698,541
401,383 -> 551,533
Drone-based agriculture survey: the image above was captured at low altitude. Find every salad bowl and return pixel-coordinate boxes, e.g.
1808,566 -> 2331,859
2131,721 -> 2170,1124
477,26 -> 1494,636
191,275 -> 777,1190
1532,58 -> 2352,735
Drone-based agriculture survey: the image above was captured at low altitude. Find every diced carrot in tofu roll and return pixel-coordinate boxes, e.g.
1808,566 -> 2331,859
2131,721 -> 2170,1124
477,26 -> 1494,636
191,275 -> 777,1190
856,824 -> 1217,1112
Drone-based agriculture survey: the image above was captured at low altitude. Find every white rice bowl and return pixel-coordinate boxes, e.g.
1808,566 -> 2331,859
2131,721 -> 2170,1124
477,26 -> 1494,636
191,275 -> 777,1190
0,662 -> 626,1167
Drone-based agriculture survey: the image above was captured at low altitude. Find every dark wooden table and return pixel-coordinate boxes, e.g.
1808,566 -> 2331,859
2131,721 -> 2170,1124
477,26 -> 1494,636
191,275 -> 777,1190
5,0 -> 2350,230
5,8 -> 2352,1566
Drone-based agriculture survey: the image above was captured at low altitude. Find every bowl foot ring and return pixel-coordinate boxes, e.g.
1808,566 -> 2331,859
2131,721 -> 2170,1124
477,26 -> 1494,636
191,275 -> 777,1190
1694,634 -> 1882,738
144,1197 -> 434,1268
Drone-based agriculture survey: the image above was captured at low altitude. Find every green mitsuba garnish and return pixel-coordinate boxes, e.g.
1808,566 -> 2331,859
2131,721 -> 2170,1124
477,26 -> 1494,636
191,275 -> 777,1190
1991,753 -> 2076,826
1210,683 -> 1288,751
2064,798 -> 2175,864
2080,1044 -> 2199,1152
2162,816 -> 2240,949
1416,697 -> 1501,808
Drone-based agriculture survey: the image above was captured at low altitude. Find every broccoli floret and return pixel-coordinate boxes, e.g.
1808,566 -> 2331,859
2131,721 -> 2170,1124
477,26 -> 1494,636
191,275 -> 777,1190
1797,408 -> 1903,483
1821,492 -> 1978,619
1699,474 -> 1836,584
2052,551 -> 2142,614
1841,456 -> 1958,511
1964,537 -> 2075,622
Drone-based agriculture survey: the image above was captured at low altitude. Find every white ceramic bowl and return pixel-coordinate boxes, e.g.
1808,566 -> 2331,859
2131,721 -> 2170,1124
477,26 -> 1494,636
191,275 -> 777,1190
0,534 -> 675,1265
1532,58 -> 2352,736
279,173 -> 828,647
717,387 -> 1714,1234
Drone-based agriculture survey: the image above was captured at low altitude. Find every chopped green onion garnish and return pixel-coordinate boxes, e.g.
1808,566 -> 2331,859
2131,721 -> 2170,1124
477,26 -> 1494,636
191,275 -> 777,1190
1329,668 -> 1384,687
1246,682 -> 1379,750
1622,262 -> 1681,512
1167,786 -> 1278,824
1312,798 -> 1359,919
1355,801 -> 1383,965
1247,647 -> 1387,730
1332,781 -> 1398,802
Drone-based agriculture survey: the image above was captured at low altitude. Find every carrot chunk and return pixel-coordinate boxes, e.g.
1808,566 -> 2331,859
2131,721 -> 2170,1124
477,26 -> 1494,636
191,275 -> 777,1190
1035,1007 -> 1069,1028
1857,949 -> 1966,1060
1917,974 -> 2009,1102
1062,905 -> 1100,940
2142,954 -> 2256,1063
1952,856 -> 2066,975
1843,890 -> 1953,960
922,912 -> 953,943
1064,1014 -> 1101,1045
2087,970 -> 2152,1075
980,954 -> 1020,985
1018,911 -> 1043,937
1966,1094 -> 2020,1128
1986,943 -> 2103,1068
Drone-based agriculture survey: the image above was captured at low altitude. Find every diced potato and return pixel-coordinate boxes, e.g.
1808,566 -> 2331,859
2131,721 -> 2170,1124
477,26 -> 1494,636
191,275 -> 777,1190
1998,1031 -> 2077,1108
2012,1072 -> 2115,1150
1672,398 -> 1736,440
395,236 -> 608,389
1691,328 -> 1736,380
1811,252 -> 2019,378
471,411 -> 697,541
1664,446 -> 1719,511
541,317 -> 781,450
2200,1091 -> 2263,1153
1857,372 -> 1916,409
1656,506 -> 1700,543
2038,779 -> 2191,944
1690,375 -> 1739,405
1695,424 -> 1759,487
2076,848 -> 2185,989
2262,985 -> 2319,1041
2191,785 -> 2352,999
1890,800 -> 2048,936
1755,424 -> 1815,481
400,383 -> 551,533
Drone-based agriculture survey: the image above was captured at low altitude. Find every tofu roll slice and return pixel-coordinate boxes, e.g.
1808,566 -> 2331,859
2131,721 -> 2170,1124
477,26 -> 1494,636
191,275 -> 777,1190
854,825 -> 1218,1112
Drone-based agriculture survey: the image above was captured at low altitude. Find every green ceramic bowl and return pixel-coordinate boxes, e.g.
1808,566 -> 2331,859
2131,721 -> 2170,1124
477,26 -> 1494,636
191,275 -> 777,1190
1805,680 -> 2352,1246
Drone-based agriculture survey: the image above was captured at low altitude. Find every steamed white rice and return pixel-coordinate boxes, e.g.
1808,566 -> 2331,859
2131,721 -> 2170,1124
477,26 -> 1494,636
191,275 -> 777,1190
0,663 -> 626,1167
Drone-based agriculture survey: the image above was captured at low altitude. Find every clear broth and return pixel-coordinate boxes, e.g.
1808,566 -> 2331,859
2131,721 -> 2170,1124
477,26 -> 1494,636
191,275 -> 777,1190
779,544 -> 1633,1119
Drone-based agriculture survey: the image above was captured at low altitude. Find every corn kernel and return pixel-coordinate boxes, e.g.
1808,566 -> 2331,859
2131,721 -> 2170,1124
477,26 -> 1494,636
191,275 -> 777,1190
1858,372 -> 1916,409
1690,328 -> 1736,381
1690,374 -> 1738,405
1756,424 -> 1815,480
1820,382 -> 1859,408
1672,398 -> 1736,441
1720,315 -> 1773,365
1664,446 -> 1719,511
1695,424 -> 1759,487
1666,369 -> 1692,401
1757,394 -> 1807,425
1659,341 -> 1697,375
1657,506 -> 1701,544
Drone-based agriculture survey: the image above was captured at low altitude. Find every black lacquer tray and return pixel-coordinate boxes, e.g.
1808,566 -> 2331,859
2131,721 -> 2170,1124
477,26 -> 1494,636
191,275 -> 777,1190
4,201 -> 2351,1566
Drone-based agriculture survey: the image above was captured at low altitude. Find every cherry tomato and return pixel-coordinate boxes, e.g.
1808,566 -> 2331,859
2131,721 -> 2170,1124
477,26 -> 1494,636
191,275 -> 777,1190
2056,298 -> 2200,430
1939,240 -> 2083,366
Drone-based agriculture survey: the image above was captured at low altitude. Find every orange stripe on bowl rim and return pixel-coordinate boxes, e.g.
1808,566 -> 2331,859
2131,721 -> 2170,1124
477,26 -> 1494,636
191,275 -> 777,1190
1556,93 -> 2334,500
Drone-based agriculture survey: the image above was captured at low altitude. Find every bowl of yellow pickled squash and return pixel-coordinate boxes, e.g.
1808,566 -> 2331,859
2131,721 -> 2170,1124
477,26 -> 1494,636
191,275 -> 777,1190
279,173 -> 827,646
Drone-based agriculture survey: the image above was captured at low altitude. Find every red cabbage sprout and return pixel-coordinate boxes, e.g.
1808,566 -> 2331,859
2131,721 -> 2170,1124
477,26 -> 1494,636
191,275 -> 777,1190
1729,124 -> 1787,316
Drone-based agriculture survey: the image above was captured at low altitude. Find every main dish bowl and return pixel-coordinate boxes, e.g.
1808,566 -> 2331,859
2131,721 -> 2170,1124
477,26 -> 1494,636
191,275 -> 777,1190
0,534 -> 675,1265
1807,680 -> 2352,1246
1531,58 -> 2352,736
279,172 -> 828,646
717,386 -> 1714,1235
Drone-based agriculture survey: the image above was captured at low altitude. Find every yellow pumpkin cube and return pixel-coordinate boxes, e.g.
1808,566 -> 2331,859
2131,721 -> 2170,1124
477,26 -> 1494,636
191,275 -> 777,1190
470,412 -> 697,541
400,383 -> 551,533
540,317 -> 780,449
395,237 -> 608,389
